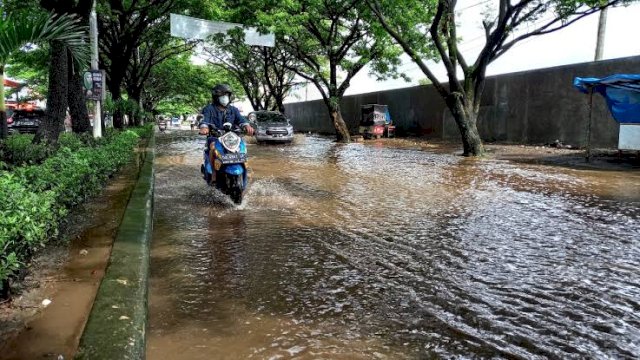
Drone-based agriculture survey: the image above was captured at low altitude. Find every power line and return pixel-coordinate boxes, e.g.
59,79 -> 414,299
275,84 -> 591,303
457,0 -> 492,12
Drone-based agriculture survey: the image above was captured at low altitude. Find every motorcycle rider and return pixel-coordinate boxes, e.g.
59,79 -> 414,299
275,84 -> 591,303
199,84 -> 254,184
199,84 -> 254,136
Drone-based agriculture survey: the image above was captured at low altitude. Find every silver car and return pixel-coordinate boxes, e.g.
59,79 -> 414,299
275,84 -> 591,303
249,111 -> 294,144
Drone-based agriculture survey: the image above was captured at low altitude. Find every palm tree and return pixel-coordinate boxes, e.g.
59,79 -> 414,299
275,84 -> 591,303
0,12 -> 89,139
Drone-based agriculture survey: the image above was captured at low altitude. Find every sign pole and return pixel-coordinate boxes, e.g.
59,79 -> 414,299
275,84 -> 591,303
90,0 -> 102,138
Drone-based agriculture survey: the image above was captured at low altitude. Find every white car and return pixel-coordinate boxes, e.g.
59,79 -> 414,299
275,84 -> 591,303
249,111 -> 294,144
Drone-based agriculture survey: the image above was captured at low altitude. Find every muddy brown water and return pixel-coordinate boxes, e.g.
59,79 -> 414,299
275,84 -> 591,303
148,131 -> 640,359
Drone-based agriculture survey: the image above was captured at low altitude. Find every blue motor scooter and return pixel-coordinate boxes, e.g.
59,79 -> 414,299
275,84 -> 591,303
200,122 -> 248,204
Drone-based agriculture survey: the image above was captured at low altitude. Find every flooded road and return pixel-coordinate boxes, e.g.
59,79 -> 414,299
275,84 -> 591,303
148,131 -> 640,359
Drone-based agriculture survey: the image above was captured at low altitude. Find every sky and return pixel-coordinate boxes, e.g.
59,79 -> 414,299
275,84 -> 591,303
284,1 -> 640,104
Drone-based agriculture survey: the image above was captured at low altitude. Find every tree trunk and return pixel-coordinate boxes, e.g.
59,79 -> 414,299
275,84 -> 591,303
68,54 -> 91,133
0,111 -> 7,140
329,101 -> 350,143
113,109 -> 124,129
128,90 -> 144,127
1,279 -> 10,301
108,70 -> 125,128
0,67 -> 7,140
448,96 -> 484,156
275,95 -> 286,115
37,40 -> 68,144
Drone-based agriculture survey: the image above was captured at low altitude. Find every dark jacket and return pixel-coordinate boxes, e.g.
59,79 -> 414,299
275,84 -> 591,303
201,104 -> 247,130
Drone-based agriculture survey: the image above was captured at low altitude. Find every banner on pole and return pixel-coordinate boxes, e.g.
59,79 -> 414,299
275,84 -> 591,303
170,14 -> 275,47
83,70 -> 105,101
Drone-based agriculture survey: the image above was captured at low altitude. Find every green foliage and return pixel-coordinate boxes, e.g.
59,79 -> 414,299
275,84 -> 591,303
0,134 -> 52,166
0,11 -> 89,67
0,129 -> 147,290
97,0 -> 224,104
243,0 -> 404,98
5,45 -> 50,98
230,0 -> 403,139
204,30 -> 299,112
146,54 -> 240,114
129,124 -> 154,139
57,132 -> 87,151
0,172 -> 59,289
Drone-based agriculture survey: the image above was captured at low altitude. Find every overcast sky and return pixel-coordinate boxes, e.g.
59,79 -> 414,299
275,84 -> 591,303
283,1 -> 640,104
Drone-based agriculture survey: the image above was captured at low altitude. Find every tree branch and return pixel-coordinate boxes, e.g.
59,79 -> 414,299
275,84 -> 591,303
367,0 -> 448,98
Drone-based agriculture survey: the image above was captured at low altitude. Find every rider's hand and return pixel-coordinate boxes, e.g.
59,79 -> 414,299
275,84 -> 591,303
244,124 -> 255,136
199,125 -> 210,136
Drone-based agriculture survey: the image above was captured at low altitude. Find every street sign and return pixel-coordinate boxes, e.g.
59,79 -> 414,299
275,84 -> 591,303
83,70 -> 105,101
170,14 -> 275,47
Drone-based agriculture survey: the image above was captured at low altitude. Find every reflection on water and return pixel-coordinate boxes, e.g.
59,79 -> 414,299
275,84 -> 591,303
148,132 -> 640,359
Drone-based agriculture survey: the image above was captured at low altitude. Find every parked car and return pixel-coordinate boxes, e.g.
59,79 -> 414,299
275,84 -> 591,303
249,111 -> 294,143
171,116 -> 181,127
10,108 -> 44,134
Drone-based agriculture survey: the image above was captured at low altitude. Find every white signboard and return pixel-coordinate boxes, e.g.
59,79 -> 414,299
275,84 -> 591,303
170,14 -> 275,47
619,124 -> 640,150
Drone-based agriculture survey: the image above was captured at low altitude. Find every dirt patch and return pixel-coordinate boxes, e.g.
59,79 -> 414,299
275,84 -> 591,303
0,158 -> 141,360
0,245 -> 67,337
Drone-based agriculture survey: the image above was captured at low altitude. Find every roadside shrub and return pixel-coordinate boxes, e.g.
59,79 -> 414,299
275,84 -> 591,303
0,134 -> 51,166
0,129 -> 145,295
130,123 -> 154,139
16,130 -> 140,207
0,173 -> 60,292
58,132 -> 86,151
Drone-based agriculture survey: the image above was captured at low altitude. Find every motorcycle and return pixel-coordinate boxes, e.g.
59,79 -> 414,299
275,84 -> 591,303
200,122 -> 249,204
158,120 -> 167,132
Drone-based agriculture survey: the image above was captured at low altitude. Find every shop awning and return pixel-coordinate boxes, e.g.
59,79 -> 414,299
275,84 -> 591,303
3,78 -> 24,88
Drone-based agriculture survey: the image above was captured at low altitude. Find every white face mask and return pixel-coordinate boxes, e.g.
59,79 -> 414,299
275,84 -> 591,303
219,95 -> 230,106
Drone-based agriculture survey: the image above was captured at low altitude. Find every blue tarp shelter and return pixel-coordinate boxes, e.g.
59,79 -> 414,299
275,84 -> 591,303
574,74 -> 640,124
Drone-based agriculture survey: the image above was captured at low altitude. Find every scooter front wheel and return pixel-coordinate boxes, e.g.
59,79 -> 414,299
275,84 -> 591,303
230,188 -> 243,204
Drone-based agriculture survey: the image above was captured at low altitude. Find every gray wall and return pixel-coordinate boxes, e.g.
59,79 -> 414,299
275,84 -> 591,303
285,55 -> 640,147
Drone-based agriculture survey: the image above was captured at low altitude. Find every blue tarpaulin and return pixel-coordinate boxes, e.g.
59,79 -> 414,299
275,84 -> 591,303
574,74 -> 640,124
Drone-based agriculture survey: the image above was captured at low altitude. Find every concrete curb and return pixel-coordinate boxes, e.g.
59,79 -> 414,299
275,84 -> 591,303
75,135 -> 155,360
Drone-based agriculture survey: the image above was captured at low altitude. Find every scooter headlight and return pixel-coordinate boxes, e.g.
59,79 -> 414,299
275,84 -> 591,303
220,132 -> 241,152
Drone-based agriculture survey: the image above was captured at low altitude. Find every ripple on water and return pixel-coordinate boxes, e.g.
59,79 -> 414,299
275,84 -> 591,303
149,133 -> 640,359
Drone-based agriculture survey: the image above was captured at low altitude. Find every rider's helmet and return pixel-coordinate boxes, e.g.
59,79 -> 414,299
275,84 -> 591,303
211,84 -> 233,106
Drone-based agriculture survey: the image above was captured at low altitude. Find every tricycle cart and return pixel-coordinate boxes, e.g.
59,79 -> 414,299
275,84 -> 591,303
359,104 -> 394,139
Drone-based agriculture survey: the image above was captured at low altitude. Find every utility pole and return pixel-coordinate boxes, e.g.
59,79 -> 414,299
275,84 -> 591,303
90,0 -> 102,138
594,7 -> 608,61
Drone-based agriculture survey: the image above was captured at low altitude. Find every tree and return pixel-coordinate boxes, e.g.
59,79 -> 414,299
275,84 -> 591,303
368,0 -> 625,156
249,0 -> 404,142
39,0 -> 94,138
143,54 -> 240,115
97,0 -> 177,127
204,32 -> 301,114
97,0 -> 223,127
125,40 -> 196,125
0,12 -> 88,140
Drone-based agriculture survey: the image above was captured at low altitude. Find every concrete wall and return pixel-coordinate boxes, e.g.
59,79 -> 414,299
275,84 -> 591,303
285,55 -> 640,147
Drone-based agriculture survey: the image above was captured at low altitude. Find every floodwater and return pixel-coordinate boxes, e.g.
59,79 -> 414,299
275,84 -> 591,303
148,131 -> 640,359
